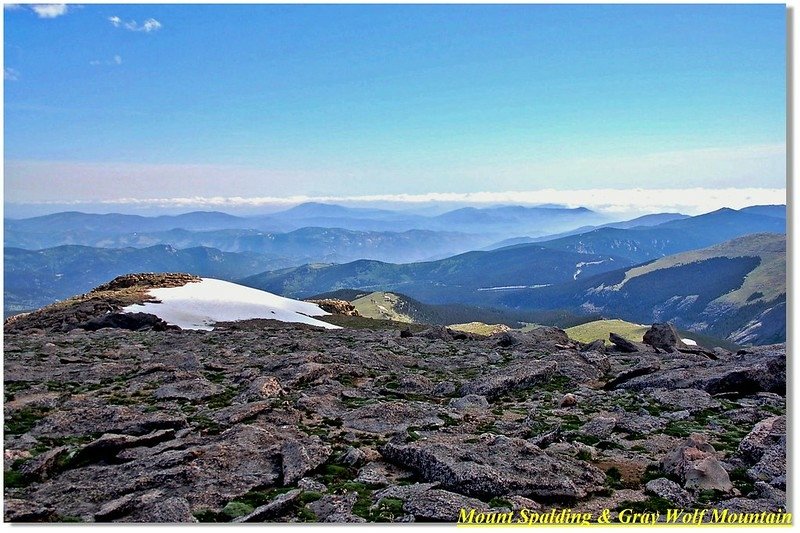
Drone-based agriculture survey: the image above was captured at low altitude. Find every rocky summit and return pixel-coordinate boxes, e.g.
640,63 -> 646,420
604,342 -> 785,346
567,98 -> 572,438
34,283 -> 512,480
2,280 -> 787,523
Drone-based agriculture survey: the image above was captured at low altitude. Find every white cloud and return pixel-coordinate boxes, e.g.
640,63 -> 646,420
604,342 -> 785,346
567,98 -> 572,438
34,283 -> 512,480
138,18 -> 162,32
5,187 -> 787,218
30,4 -> 68,18
4,67 -> 20,81
4,4 -> 25,10
3,141 -> 785,217
109,16 -> 162,32
89,55 -> 122,66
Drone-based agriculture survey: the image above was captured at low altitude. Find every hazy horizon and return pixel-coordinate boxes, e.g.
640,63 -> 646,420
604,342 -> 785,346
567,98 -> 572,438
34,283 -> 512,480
3,186 -> 787,219
4,4 -> 786,214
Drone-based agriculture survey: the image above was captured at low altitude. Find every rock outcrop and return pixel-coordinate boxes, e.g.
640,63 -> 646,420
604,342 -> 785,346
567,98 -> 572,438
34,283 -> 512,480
305,299 -> 360,317
380,434 -> 606,500
642,323 -> 688,352
3,290 -> 786,523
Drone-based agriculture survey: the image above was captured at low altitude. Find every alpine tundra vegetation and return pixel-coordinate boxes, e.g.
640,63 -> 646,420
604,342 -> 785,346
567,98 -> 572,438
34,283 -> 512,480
3,274 -> 786,522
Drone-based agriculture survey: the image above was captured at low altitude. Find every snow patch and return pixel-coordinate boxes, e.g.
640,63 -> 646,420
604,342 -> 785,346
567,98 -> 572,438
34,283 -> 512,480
574,260 -> 607,280
122,278 -> 340,330
681,338 -> 698,346
477,284 -> 552,291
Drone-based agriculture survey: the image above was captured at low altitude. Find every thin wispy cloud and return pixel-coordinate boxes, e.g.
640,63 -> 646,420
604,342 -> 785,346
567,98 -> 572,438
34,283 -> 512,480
90,55 -> 122,66
109,16 -> 162,32
4,67 -> 20,81
30,4 -> 69,18
6,189 -> 787,217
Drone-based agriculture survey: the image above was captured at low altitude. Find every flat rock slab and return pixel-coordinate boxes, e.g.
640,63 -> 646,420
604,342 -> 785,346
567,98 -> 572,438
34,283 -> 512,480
154,379 -> 224,401
234,489 -> 302,523
617,346 -> 785,395
402,488 -> 489,522
30,405 -> 188,439
342,401 -> 443,434
649,388 -> 720,413
21,424 -> 326,518
380,434 -> 605,501
459,361 -> 557,400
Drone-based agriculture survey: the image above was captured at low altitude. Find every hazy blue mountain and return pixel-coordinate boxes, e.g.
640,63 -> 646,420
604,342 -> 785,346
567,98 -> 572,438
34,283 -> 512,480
483,212 -> 690,250
531,207 -> 785,263
6,210 -> 251,234
240,207 -> 785,306
256,203 -> 609,235
238,208 -> 786,344
4,245 -> 285,313
241,245 -> 626,302
604,212 -> 692,229
426,205 -> 608,235
493,233 -> 786,345
5,226 -> 491,265
5,203 -> 611,250
738,204 -> 786,219
269,202 -> 414,221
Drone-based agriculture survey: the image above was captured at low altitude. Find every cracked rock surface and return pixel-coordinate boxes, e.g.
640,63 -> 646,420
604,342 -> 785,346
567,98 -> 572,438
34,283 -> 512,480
3,317 -> 786,522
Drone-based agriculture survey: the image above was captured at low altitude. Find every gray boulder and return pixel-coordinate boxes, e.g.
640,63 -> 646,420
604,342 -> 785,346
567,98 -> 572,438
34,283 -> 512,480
19,446 -> 70,481
380,434 -> 605,500
73,429 -> 176,465
459,361 -> 557,400
154,379 -> 223,401
280,438 -> 331,485
343,401 -> 443,435
736,416 -> 785,464
604,361 -> 661,390
645,478 -> 694,507
609,333 -> 639,353
650,388 -> 720,413
80,312 -> 178,332
616,344 -> 785,395
431,381 -> 457,397
580,339 -> 606,353
643,323 -> 688,352
306,493 -> 366,523
402,489 -> 489,522
661,434 -> 733,493
748,437 -> 786,487
448,395 -> 489,411
579,417 -> 616,439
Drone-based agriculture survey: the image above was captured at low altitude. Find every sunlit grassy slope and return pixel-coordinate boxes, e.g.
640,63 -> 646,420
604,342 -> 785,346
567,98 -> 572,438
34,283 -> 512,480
619,233 -> 785,306
350,291 -> 415,323
448,322 -> 511,336
565,319 -> 649,345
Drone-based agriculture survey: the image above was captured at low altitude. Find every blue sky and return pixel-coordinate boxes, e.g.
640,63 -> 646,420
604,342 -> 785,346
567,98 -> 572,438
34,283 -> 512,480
3,4 -> 786,213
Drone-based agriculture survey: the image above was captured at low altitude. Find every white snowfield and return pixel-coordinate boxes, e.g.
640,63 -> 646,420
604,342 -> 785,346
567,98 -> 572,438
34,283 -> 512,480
122,278 -> 340,331
682,338 -> 698,346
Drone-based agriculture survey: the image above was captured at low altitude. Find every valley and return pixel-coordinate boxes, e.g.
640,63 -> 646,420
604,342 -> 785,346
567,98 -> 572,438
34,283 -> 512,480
4,203 -> 786,345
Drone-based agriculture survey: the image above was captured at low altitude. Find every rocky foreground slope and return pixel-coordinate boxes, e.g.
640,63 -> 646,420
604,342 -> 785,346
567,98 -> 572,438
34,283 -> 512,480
3,286 -> 786,523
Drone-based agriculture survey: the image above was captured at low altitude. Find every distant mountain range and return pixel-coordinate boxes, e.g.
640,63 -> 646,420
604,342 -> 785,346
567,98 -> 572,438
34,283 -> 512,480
5,226 -> 492,266
5,202 -> 610,247
241,207 -> 786,344
241,207 -> 785,301
242,245 -> 622,303
493,233 -> 785,346
4,204 -> 786,344
483,212 -> 691,250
